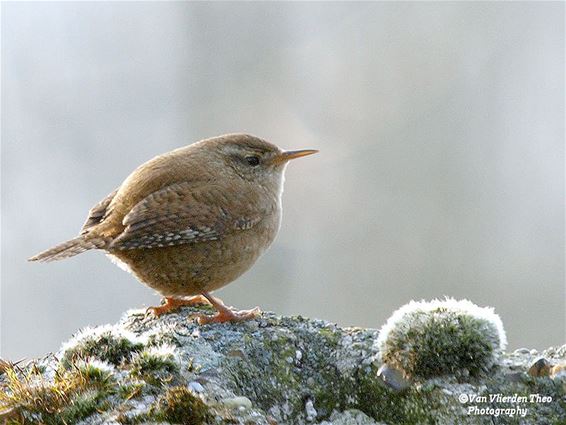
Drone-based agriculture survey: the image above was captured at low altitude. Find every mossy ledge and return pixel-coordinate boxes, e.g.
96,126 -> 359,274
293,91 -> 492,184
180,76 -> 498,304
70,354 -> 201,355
0,306 -> 564,424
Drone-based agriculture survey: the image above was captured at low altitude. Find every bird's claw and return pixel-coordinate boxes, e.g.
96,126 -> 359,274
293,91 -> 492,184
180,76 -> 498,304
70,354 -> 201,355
145,295 -> 212,318
195,306 -> 261,325
145,305 -> 166,318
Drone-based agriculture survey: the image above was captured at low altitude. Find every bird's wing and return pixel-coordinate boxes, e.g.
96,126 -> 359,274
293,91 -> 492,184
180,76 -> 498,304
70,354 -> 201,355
81,188 -> 118,233
110,181 -> 265,250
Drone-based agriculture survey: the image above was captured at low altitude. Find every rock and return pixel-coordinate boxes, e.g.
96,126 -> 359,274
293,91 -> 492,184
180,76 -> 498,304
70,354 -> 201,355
551,364 -> 566,379
0,306 -> 565,424
317,409 -> 383,425
503,371 -> 524,383
528,357 -> 551,377
189,381 -> 205,393
305,399 -> 317,422
377,364 -> 411,392
221,396 -> 253,410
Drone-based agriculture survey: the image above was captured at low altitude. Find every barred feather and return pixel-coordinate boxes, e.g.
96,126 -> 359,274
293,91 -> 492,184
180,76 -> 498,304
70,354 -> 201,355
28,236 -> 108,263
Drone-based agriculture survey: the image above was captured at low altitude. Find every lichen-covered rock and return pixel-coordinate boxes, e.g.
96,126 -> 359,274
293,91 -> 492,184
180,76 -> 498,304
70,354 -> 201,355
0,305 -> 564,424
317,409 -> 384,425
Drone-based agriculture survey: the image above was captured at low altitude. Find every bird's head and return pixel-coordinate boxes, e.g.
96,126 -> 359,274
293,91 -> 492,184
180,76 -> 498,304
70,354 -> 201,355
196,134 -> 318,193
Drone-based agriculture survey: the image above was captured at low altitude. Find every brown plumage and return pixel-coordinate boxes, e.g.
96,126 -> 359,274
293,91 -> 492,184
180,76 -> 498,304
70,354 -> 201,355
29,134 -> 317,323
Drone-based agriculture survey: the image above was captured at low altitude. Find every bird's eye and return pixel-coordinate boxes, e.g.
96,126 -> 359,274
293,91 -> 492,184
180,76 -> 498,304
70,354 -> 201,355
245,155 -> 260,166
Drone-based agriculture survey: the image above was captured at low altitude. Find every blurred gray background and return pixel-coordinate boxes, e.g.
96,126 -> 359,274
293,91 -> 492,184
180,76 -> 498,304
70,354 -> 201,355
1,2 -> 564,360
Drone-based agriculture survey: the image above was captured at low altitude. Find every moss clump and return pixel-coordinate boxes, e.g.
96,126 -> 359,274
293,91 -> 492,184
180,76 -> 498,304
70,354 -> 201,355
0,360 -> 116,424
151,386 -> 210,425
57,389 -> 108,424
376,298 -> 506,379
60,326 -> 144,368
71,359 -> 115,390
130,345 -> 179,387
117,382 -> 144,401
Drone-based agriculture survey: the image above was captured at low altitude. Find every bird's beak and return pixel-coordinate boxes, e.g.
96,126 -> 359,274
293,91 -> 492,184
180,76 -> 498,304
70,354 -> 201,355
273,149 -> 319,165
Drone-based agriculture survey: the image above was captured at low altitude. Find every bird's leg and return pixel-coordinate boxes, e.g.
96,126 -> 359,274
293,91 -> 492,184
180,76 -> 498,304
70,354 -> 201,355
195,292 -> 261,325
147,295 -> 211,317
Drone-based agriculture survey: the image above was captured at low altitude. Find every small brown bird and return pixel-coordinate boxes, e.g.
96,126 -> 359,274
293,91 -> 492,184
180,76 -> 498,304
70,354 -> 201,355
29,134 -> 317,324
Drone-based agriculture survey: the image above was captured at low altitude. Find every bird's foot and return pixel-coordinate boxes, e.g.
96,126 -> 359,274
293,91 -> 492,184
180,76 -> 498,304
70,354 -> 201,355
146,295 -> 211,317
196,306 -> 261,325
194,292 -> 261,324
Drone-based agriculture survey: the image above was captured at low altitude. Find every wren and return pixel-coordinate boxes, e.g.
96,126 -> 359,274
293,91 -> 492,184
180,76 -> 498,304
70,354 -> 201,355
29,134 -> 317,324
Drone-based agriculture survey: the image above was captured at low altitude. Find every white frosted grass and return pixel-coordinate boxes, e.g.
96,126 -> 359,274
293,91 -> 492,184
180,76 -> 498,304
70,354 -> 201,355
142,344 -> 179,363
59,324 -> 146,356
73,358 -> 116,374
376,297 -> 508,358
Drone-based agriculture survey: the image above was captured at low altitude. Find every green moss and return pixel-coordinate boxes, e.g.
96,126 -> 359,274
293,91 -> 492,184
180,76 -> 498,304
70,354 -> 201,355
145,332 -> 181,348
356,371 -> 440,425
61,329 -> 144,368
57,389 -> 107,424
117,382 -> 145,401
151,386 -> 210,424
0,361 -> 116,425
129,346 -> 179,387
319,327 -> 340,348
377,299 -> 506,379
71,360 -> 115,392
302,332 -> 346,418
223,332 -> 304,418
313,377 -> 347,418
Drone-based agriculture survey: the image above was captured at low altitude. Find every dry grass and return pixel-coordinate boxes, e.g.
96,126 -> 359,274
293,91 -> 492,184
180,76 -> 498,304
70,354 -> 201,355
0,359 -> 114,424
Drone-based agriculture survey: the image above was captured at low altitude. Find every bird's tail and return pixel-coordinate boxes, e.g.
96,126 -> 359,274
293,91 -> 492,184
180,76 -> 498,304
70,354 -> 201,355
28,236 -> 109,263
